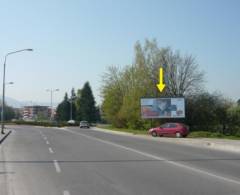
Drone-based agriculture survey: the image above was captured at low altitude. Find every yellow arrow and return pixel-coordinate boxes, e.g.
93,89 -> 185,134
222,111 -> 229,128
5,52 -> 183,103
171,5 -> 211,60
156,67 -> 166,92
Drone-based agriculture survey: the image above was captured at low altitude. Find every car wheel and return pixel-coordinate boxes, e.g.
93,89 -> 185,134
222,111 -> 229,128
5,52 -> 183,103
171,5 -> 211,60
151,131 -> 157,137
176,132 -> 182,138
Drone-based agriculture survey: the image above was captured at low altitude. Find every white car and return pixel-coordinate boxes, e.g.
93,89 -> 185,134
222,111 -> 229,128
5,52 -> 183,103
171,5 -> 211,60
79,121 -> 89,128
67,120 -> 76,125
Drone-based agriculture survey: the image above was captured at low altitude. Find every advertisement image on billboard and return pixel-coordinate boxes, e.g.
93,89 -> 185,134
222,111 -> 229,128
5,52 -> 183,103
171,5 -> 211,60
141,98 -> 185,118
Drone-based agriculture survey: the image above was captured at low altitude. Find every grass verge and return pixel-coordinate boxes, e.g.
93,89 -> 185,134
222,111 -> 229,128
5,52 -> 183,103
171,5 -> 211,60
188,131 -> 240,140
97,124 -> 147,135
97,124 -> 240,140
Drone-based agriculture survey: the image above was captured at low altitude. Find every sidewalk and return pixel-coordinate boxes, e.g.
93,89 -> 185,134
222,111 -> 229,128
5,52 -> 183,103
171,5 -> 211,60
0,128 -> 12,195
0,129 -> 12,144
92,127 -> 240,153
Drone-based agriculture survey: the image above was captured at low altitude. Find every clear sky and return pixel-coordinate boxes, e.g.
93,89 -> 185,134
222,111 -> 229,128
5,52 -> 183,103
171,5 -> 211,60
0,0 -> 239,105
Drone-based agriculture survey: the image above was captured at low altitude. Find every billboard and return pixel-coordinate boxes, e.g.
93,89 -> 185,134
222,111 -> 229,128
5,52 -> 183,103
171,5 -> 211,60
141,98 -> 185,118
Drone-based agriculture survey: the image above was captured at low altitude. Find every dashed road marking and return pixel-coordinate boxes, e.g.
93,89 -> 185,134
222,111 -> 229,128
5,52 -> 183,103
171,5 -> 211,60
53,160 -> 61,173
58,128 -> 240,186
48,147 -> 54,153
63,190 -> 70,195
46,140 -> 50,145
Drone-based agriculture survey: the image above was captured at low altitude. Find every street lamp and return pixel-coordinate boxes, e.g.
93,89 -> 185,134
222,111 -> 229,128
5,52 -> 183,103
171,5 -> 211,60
1,49 -> 33,134
6,82 -> 14,85
46,89 -> 59,120
68,94 -> 76,121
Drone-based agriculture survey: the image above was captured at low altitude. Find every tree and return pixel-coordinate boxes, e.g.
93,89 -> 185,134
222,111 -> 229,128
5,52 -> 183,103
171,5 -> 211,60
78,82 -> 97,123
185,93 -> 233,133
0,105 -> 15,121
134,39 -> 205,97
95,106 -> 101,122
101,66 -> 126,127
237,99 -> 240,106
75,89 -> 82,121
101,39 -> 205,129
56,93 -> 70,121
185,93 -> 218,131
227,106 -> 240,135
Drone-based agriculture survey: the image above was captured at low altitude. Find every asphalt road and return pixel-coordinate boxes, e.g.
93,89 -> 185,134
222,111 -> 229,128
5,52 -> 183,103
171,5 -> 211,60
1,125 -> 240,195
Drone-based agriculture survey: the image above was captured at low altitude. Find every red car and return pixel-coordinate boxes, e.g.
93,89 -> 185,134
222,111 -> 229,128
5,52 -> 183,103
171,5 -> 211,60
148,123 -> 189,138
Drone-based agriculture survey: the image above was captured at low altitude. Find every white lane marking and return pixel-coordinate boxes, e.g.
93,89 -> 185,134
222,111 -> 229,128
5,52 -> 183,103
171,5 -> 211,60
63,190 -> 70,195
53,160 -> 61,173
48,147 -> 54,154
46,140 -> 50,145
43,136 -> 47,140
58,128 -> 240,186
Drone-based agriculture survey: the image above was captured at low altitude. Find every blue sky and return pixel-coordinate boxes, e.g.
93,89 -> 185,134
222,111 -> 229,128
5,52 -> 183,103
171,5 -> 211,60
0,0 -> 239,105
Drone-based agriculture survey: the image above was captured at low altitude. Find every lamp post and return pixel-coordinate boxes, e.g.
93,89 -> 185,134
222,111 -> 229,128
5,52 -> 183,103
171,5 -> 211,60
46,89 -> 59,121
1,49 -> 33,134
68,94 -> 76,121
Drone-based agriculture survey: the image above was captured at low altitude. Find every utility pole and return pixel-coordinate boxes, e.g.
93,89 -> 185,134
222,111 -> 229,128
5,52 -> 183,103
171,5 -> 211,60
46,89 -> 59,121
1,49 -> 33,134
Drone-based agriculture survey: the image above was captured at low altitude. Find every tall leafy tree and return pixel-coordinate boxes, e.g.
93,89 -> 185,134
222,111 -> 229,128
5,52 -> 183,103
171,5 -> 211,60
79,82 -> 97,123
101,39 -> 205,129
56,93 -> 70,121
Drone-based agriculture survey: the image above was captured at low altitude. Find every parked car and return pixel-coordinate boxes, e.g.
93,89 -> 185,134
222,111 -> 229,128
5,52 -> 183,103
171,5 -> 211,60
79,121 -> 90,128
148,123 -> 189,138
67,120 -> 76,125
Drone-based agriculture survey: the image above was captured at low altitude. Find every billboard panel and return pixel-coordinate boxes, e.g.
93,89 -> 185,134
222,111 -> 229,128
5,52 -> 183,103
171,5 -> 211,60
141,98 -> 185,118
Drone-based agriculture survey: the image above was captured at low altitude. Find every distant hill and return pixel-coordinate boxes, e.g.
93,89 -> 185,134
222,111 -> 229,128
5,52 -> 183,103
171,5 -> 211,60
1,96 -> 58,108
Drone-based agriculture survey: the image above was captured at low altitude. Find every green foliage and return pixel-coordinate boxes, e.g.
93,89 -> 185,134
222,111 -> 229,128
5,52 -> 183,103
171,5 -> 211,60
100,39 -> 240,135
56,93 -> 70,121
101,39 -> 205,129
75,89 -> 82,121
237,99 -> 240,106
13,120 -> 76,127
36,112 -> 48,121
185,93 -> 232,131
77,82 -> 97,123
0,105 -> 15,120
227,106 -> 240,135
56,83 -> 98,123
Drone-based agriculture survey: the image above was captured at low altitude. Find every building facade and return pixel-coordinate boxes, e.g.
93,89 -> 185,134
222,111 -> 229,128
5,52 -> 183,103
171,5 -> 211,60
22,105 -> 50,121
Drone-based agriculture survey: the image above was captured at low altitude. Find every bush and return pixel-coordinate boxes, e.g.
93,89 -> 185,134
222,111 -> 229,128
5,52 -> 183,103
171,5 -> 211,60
13,120 -> 72,127
188,131 -> 224,138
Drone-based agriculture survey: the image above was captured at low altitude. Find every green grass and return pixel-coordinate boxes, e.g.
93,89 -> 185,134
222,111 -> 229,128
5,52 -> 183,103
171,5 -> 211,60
188,131 -> 240,140
97,124 -> 148,135
97,124 -> 240,140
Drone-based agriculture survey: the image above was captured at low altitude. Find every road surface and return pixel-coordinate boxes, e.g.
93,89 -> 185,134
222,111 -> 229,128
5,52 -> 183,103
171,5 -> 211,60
1,125 -> 240,195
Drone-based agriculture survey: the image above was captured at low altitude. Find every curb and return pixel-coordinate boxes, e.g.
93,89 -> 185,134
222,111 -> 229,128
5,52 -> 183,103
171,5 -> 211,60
0,130 -> 12,144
